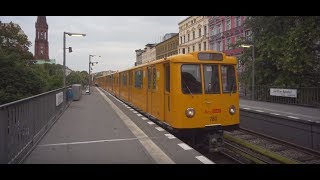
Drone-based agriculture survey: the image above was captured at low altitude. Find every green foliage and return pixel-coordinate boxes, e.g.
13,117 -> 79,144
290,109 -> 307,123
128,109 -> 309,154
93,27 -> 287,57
0,22 -> 44,104
29,63 -> 64,91
66,71 -> 89,87
0,21 -> 66,105
239,16 -> 320,87
0,48 -> 46,104
0,22 -> 33,61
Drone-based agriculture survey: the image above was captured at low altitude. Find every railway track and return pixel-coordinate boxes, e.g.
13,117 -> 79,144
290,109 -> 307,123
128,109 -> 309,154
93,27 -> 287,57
104,90 -> 320,164
220,128 -> 320,164
185,128 -> 320,164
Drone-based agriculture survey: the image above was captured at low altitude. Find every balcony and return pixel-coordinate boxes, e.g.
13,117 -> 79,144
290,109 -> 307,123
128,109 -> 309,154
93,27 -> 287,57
233,26 -> 244,36
223,29 -> 233,38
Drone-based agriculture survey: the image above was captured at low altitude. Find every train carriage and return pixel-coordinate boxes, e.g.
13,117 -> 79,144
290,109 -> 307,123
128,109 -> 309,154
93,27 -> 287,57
96,50 -> 239,151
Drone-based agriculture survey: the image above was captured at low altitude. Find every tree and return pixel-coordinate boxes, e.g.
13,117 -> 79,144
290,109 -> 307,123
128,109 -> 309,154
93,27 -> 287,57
0,22 -> 45,105
66,71 -> 89,88
239,16 -> 320,87
0,49 -> 46,104
0,22 -> 33,61
80,71 -> 89,87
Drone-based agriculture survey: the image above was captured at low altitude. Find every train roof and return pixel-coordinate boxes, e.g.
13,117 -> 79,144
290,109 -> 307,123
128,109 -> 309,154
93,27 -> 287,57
97,51 -> 237,77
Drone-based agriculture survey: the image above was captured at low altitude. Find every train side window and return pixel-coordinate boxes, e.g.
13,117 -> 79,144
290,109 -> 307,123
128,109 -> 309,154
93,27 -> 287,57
129,71 -> 133,86
165,65 -> 170,92
204,65 -> 220,94
135,70 -> 143,88
181,64 -> 202,94
122,73 -> 127,86
148,68 -> 152,89
221,65 -> 237,93
152,68 -> 156,90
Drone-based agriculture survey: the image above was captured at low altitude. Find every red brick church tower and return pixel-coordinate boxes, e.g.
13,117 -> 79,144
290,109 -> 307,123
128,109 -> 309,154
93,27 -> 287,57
34,16 -> 49,60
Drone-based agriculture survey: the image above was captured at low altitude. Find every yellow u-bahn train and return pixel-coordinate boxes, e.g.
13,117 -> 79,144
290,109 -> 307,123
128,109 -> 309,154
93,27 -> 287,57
95,51 -> 239,151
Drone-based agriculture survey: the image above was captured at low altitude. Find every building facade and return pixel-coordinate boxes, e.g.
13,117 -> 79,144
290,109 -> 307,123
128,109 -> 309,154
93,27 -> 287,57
135,49 -> 144,66
156,33 -> 179,60
141,43 -> 157,64
34,16 -> 49,60
208,16 -> 250,57
178,16 -> 209,54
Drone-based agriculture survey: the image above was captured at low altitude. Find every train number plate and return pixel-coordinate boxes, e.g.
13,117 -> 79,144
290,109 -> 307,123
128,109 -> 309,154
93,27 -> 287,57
209,116 -> 218,122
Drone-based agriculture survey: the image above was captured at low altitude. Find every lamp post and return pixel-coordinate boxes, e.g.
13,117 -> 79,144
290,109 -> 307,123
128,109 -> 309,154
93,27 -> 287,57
63,32 -> 86,88
241,43 -> 255,100
88,55 -> 100,94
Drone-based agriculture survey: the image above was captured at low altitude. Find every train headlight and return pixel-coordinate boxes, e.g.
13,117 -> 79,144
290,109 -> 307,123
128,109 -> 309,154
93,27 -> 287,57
229,105 -> 236,115
185,108 -> 195,118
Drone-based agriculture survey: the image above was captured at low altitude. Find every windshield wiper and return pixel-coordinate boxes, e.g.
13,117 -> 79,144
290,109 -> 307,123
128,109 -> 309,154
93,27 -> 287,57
183,80 -> 194,98
230,82 -> 235,96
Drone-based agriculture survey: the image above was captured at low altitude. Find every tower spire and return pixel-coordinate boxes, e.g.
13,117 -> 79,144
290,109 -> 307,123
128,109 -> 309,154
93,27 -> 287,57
36,16 -> 48,27
34,16 -> 49,60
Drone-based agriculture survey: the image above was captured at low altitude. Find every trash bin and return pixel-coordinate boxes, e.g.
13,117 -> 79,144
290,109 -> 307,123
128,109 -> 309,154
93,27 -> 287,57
66,88 -> 73,101
72,84 -> 82,101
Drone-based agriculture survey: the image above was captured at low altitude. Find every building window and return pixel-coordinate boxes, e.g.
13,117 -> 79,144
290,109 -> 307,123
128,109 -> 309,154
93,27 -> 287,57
217,24 -> 221,34
184,36 -> 185,43
193,31 -> 195,39
188,47 -> 190,53
236,16 -> 241,27
204,25 -> 207,36
182,48 -> 185,54
179,49 -> 180,54
204,42 -> 207,51
245,30 -> 251,41
211,43 -> 215,51
226,18 -> 231,30
217,41 -> 221,51
199,28 -> 202,37
198,43 -> 201,51
188,34 -> 190,42
180,37 -> 182,44
236,35 -> 241,43
192,45 -> 195,52
226,38 -> 231,50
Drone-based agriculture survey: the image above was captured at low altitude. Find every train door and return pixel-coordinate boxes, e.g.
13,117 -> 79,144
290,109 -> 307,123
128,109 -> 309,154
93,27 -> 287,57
119,72 -> 122,99
111,74 -> 113,93
146,66 -> 152,114
128,71 -> 133,103
164,63 -> 170,123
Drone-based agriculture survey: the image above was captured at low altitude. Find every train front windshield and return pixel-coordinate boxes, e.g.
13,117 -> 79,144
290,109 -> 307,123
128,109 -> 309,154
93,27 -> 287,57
181,64 -> 237,94
221,65 -> 237,93
181,65 -> 202,94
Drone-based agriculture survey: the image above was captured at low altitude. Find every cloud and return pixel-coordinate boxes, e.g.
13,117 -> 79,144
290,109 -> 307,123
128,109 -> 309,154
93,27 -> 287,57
1,16 -> 187,73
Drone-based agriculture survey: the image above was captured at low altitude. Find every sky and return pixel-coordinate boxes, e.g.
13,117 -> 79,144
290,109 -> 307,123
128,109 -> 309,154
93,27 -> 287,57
1,16 -> 187,73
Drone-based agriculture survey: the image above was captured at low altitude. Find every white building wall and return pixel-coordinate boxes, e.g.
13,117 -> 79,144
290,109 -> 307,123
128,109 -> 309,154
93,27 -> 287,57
178,16 -> 209,54
141,46 -> 156,64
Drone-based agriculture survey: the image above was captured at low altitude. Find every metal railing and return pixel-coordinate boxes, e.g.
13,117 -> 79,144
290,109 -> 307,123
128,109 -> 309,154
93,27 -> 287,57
239,85 -> 320,107
0,87 -> 71,164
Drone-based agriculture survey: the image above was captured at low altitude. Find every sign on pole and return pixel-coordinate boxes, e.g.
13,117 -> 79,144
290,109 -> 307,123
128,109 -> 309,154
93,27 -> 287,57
56,92 -> 64,106
270,88 -> 297,98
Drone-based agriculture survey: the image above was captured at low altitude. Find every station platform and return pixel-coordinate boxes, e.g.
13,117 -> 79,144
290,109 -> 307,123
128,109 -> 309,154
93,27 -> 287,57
240,99 -> 320,123
24,87 -> 212,164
